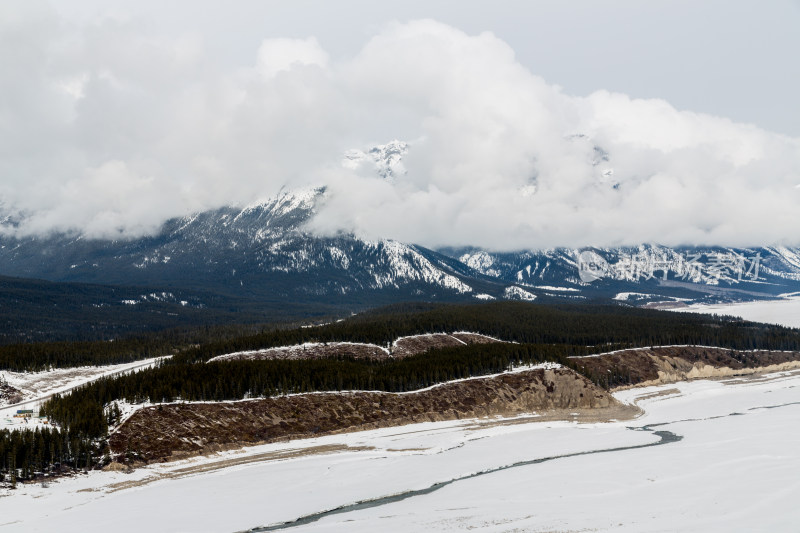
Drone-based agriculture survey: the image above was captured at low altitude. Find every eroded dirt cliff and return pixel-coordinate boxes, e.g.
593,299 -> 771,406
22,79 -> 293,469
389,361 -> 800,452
109,366 -> 624,462
572,346 -> 800,389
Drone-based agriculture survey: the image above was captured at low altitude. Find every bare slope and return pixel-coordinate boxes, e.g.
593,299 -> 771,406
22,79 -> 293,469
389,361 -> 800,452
207,332 -> 501,362
0,381 -> 22,405
572,346 -> 800,389
109,366 -> 628,462
109,346 -> 800,464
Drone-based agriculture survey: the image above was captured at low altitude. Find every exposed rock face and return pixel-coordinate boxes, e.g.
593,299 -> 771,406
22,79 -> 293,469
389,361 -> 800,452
109,367 -> 620,462
0,380 -> 23,406
571,346 -> 800,389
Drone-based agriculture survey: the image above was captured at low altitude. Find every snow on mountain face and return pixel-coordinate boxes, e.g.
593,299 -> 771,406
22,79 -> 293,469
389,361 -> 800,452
0,185 -> 486,302
573,245 -> 797,287
158,192 -> 477,296
6,183 -> 800,308
503,286 -> 537,301
342,140 -> 408,181
2,137 -> 800,308
443,244 -> 800,303
373,240 -> 472,293
458,251 -> 500,277
237,186 -> 322,224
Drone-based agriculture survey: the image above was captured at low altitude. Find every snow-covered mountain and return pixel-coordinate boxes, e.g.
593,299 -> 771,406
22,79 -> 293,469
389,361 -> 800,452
3,139 -> 800,313
445,244 -> 800,305
0,187 -> 514,306
342,140 -> 408,181
4,186 -> 800,311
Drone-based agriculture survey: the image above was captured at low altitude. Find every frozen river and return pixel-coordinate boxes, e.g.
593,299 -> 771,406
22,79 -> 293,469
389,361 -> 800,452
2,369 -> 799,532
675,295 -> 800,329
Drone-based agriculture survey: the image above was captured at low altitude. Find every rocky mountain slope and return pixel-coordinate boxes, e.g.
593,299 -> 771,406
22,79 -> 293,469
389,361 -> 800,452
2,140 -> 800,315
0,187 -> 511,307
3,187 -> 800,313
446,244 -> 800,304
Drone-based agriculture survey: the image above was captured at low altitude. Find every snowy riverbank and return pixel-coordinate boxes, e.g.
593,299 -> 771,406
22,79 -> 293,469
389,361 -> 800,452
1,368 -> 798,532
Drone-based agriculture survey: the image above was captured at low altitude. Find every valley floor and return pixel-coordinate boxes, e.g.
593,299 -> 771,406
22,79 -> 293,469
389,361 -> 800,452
673,294 -> 800,328
2,369 -> 799,532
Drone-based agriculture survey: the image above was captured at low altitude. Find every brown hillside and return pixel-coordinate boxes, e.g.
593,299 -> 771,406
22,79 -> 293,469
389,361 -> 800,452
0,382 -> 22,405
208,332 -> 501,363
109,366 -> 627,463
572,346 -> 800,388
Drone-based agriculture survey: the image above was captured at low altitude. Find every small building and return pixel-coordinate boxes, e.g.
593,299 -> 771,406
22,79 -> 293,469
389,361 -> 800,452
14,409 -> 34,418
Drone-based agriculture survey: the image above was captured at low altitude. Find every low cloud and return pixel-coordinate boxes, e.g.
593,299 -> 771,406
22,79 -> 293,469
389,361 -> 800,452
1,8 -> 799,249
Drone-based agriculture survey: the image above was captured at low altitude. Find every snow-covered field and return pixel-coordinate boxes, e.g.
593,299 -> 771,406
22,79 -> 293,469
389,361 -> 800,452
1,369 -> 798,532
0,357 -> 166,431
676,295 -> 800,328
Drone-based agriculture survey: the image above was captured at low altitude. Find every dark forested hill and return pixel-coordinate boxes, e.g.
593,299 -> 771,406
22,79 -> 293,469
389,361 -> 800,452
0,274 -> 352,344
4,188 -> 800,340
4,299 -> 800,481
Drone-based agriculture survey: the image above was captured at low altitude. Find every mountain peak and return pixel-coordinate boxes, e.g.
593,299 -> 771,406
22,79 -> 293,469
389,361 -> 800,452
239,186 -> 325,219
343,140 -> 408,181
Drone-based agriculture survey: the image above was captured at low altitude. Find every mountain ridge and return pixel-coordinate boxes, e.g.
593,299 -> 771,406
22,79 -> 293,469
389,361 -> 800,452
3,188 -> 800,313
3,140 -> 800,316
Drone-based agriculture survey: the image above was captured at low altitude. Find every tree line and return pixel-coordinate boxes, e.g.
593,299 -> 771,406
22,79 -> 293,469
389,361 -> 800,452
4,301 -> 799,371
0,426 -> 100,485
175,301 -> 800,363
0,322 -> 272,371
41,342 -> 587,437
6,300 -> 800,479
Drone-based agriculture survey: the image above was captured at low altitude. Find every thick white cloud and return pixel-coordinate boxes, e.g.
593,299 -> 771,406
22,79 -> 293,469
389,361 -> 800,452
256,37 -> 329,79
1,7 -> 799,249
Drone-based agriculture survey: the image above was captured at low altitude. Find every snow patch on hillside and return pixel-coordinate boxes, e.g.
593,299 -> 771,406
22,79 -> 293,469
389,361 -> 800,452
372,240 -> 472,293
613,292 -> 656,301
503,285 -> 537,301
473,293 -> 495,300
535,285 -> 579,292
458,251 -> 500,277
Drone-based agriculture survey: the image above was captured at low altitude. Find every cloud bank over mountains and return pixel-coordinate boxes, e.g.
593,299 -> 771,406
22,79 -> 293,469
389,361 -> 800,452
2,5 -> 799,250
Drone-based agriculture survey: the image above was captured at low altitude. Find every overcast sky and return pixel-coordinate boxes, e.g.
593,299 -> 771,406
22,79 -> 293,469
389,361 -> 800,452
1,0 -> 799,249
